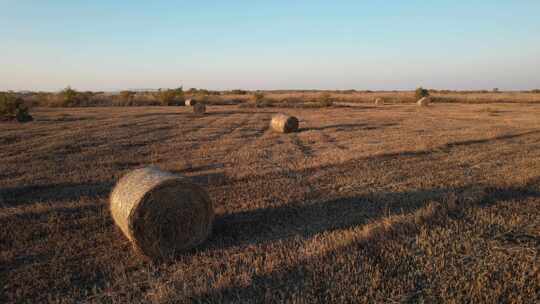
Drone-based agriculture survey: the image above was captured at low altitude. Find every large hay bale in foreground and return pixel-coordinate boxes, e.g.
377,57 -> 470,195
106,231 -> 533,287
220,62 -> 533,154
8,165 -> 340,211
375,98 -> 384,105
193,103 -> 206,114
417,97 -> 431,107
110,167 -> 214,260
185,99 -> 196,106
270,114 -> 299,133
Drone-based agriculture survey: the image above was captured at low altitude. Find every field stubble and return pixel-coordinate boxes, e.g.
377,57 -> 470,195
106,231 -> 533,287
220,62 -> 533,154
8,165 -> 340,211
1,102 -> 539,303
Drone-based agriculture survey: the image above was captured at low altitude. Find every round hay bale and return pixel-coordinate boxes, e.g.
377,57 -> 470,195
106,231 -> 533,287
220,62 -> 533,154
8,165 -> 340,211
375,98 -> 384,105
270,113 -> 299,133
193,103 -> 206,114
185,99 -> 196,106
110,167 -> 214,260
417,97 -> 431,107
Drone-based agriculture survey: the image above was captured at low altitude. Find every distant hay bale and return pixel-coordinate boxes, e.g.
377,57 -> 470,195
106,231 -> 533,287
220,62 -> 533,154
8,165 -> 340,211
110,167 -> 214,260
417,97 -> 431,107
185,99 -> 196,106
270,114 -> 299,133
193,103 -> 206,114
375,98 -> 384,105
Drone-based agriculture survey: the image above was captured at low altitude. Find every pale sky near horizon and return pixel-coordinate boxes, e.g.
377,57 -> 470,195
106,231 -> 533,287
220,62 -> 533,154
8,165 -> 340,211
1,1 -> 539,91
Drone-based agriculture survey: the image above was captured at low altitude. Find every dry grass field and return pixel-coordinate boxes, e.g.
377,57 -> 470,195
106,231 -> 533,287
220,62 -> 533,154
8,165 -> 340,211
221,90 -> 540,105
1,102 -> 540,303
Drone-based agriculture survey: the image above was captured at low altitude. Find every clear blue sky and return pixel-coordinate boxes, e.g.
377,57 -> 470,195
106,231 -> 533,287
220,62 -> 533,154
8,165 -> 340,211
1,0 -> 539,91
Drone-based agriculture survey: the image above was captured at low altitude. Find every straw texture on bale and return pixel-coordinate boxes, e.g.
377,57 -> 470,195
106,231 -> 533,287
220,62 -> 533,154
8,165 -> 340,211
185,99 -> 196,106
270,114 -> 299,133
375,98 -> 384,105
193,103 -> 206,114
417,97 -> 431,107
110,167 -> 213,260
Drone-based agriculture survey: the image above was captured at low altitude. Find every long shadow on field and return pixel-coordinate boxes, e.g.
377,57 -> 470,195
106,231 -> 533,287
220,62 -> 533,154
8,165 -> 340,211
0,182 -> 113,208
203,187 -> 466,251
130,112 -> 191,119
300,122 -> 397,132
372,129 -> 540,159
194,179 -> 540,302
193,128 -> 540,255
210,110 -> 279,116
35,116 -> 97,123
300,123 -> 368,132
5,129 -> 531,209
182,129 -> 540,191
131,110 -> 278,118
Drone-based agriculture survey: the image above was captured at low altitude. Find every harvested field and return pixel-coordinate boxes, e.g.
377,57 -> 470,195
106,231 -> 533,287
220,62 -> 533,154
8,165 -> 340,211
1,103 -> 540,303
220,91 -> 540,106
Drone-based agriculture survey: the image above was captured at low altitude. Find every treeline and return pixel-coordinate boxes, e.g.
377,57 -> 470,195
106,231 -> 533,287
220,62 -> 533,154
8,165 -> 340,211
4,87 -> 253,108
3,87 -> 540,114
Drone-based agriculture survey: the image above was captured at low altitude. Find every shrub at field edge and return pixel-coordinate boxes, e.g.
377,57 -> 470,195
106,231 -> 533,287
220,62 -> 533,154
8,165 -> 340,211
0,93 -> 33,122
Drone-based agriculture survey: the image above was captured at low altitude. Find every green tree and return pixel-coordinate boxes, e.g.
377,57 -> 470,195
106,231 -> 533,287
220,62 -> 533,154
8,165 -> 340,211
415,87 -> 430,100
61,86 -> 79,106
0,93 -> 33,122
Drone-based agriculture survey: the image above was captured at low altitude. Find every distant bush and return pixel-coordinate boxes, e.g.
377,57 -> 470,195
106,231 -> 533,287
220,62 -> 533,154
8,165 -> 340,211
230,89 -> 248,95
415,87 -> 430,100
239,98 -> 275,108
240,94 -> 335,109
61,86 -> 80,106
156,87 -> 184,106
45,86 -> 92,107
253,92 -> 264,100
0,93 -> 33,122
110,91 -> 136,106
112,92 -> 161,107
186,87 -> 220,96
532,89 -> 540,94
198,89 -> 211,96
251,92 -> 266,107
239,93 -> 272,108
156,89 -> 176,106
317,93 -> 334,107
